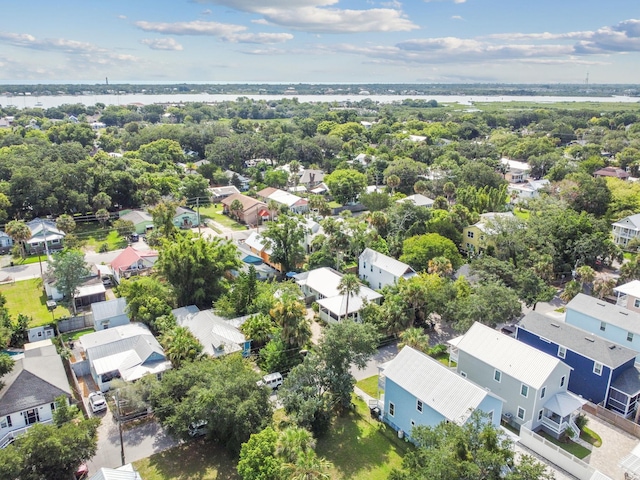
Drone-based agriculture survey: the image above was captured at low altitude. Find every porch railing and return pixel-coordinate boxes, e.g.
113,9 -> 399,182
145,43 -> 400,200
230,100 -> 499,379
540,416 -> 568,435
0,418 -> 53,449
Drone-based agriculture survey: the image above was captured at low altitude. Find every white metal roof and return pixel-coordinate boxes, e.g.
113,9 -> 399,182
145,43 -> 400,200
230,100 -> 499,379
614,280 -> 640,298
173,306 -> 247,357
359,248 -> 416,279
92,298 -> 128,322
384,346 -> 501,425
456,322 -> 566,389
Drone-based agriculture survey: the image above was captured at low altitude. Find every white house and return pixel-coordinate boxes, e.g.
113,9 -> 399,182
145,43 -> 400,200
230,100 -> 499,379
358,248 -> 416,290
257,187 -> 308,215
396,194 -> 435,209
500,158 -> 530,183
613,280 -> 640,313
91,297 -> 130,331
507,179 -> 550,203
89,463 -> 142,480
294,267 -> 382,323
451,322 -> 585,439
26,218 -> 65,254
79,323 -> 172,392
0,340 -> 72,448
612,213 -> 640,248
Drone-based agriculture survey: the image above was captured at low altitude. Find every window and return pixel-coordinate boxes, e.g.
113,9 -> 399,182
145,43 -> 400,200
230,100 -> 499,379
594,362 -> 603,376
23,409 -> 39,425
50,402 -> 56,412
600,322 -> 606,332
410,420 -> 415,428
416,400 -> 423,413
537,410 -> 544,421
517,407 -> 526,420
628,332 -> 634,342
558,346 -> 566,359
460,371 -> 467,378
560,375 -> 566,387
467,231 -> 474,238
389,402 -> 395,417
370,265 -> 373,272
494,370 -> 502,382
521,384 -> 529,398
378,282 -> 382,289
0,416 -> 11,428
635,298 -> 640,308
363,262 -> 366,269
540,387 -> 546,399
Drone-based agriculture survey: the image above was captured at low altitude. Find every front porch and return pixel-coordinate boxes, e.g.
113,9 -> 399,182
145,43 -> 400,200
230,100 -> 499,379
536,391 -> 587,440
0,418 -> 53,449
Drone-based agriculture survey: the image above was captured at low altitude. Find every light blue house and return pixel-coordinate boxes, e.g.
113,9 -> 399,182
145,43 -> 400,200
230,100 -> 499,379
380,346 -> 503,442
565,293 -> 640,362
91,297 -> 130,331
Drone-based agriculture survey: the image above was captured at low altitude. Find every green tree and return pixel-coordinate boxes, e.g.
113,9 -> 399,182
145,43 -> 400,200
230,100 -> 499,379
95,208 -> 110,228
92,192 -> 112,212
324,169 -> 367,205
118,277 -> 175,333
112,219 -> 135,238
238,427 -> 283,480
400,233 -> 463,272
160,326 -> 203,368
270,296 -> 310,349
262,214 -> 306,274
5,220 -> 31,258
386,174 -> 401,194
55,214 -> 76,234
241,313 -> 276,350
48,250 -> 89,314
230,199 -> 244,221
448,281 -> 521,332
281,449 -> 332,480
337,273 -> 361,320
157,232 -> 241,308
0,353 -> 14,388
150,199 -> 179,238
560,280 -> 582,303
398,328 -> 430,353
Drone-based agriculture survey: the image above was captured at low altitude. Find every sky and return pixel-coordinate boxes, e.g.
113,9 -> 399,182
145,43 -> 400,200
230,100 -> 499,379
1,0 -> 639,84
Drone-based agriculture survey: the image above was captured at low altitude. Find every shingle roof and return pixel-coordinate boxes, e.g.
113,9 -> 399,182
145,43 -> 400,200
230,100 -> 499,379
613,214 -> 640,230
221,193 -> 266,211
456,322 -> 566,389
611,365 -> 640,395
118,210 -> 152,225
518,311 -> 637,368
359,248 -> 416,279
566,293 -> 640,333
383,346 -> 501,425
0,340 -> 71,416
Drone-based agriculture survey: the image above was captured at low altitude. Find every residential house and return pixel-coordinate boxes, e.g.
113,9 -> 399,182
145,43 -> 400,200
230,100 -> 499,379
612,213 -> 640,248
172,306 -> 251,357
0,339 -> 72,448
516,311 -> 640,418
451,322 -> 584,439
44,265 -> 106,309
110,246 -> 158,285
358,248 -> 416,290
461,212 -> 515,255
507,179 -> 550,203
221,193 -> 268,227
89,463 -> 143,480
298,169 -> 325,188
500,158 -> 530,183
78,323 -> 172,392
225,170 -> 251,191
27,325 -> 55,343
26,218 -> 65,254
173,206 -> 198,229
294,267 -> 382,323
565,293 -> 640,361
235,241 -> 278,280
92,297 -> 130,331
118,210 -> 154,234
257,187 -> 309,215
380,346 -> 503,441
594,166 -> 630,181
242,231 -> 279,271
0,232 -> 13,254
614,280 -> 640,313
353,153 -> 375,166
396,194 -> 435,208
210,185 -> 241,203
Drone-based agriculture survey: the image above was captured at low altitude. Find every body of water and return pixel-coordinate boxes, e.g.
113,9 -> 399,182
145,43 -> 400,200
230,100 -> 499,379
1,93 -> 639,109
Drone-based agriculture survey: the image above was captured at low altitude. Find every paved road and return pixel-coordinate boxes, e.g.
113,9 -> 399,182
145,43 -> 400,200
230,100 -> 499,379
351,341 -> 399,381
87,408 -> 178,475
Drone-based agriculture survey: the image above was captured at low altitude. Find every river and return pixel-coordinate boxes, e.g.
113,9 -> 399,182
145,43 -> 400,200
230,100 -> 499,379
1,92 -> 639,109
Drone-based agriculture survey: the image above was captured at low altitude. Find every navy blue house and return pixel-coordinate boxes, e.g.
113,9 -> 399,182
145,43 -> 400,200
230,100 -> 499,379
516,312 -> 640,418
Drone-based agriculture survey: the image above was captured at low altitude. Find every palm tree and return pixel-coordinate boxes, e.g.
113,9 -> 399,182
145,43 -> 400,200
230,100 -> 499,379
270,297 -> 310,348
5,219 -> 31,258
160,326 -> 203,368
337,273 -> 361,321
267,199 -> 280,221
593,277 -> 616,300
95,208 -> 110,228
428,256 -> 453,277
576,265 -> 596,292
276,426 -> 316,463
230,199 -> 243,222
386,174 -> 400,194
443,181 -> 456,204
281,450 -> 332,480
185,161 -> 197,174
240,313 -> 275,349
398,327 -> 430,353
413,180 -> 429,195
56,214 -> 76,234
560,280 -> 582,303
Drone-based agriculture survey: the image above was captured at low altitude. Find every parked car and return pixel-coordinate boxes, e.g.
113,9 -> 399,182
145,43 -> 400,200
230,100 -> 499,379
74,463 -> 88,480
257,372 -> 283,390
129,233 -> 139,242
188,419 -> 207,437
88,391 -> 107,414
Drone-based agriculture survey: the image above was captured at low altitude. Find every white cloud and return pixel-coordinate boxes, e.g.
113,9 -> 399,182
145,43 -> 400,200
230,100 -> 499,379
134,20 -> 293,43
118,15 -> 127,20
201,9 -> 212,15
194,0 -> 418,33
227,32 -> 293,43
451,15 -> 463,20
140,38 -> 184,50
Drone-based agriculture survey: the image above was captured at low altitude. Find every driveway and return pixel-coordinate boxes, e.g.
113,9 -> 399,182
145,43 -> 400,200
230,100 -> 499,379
351,341 -> 399,381
86,408 -> 178,475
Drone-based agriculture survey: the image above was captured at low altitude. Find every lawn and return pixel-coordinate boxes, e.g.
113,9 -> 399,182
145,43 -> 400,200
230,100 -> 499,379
513,208 -> 530,220
538,431 -> 591,459
8,255 -> 44,266
0,278 -> 72,326
75,222 -> 128,252
356,375 -> 381,398
133,439 -> 240,480
199,204 -> 248,231
61,327 -> 94,342
316,397 -> 409,480
580,426 -> 602,447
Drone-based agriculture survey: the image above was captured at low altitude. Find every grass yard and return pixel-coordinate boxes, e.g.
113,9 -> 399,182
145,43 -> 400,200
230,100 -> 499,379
61,327 -> 94,342
356,375 -> 381,398
75,222 -> 128,252
316,397 -> 409,480
0,278 -> 72,326
538,431 -> 591,459
133,439 -> 240,480
513,208 -> 530,220
580,426 -> 602,447
200,204 -> 248,231
8,255 -> 43,266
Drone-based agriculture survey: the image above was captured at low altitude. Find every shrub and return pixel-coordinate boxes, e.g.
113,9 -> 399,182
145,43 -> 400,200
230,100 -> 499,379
574,413 -> 588,431
98,242 -> 109,253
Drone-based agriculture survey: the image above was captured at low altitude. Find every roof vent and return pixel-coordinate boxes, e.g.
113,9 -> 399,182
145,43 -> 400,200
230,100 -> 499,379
620,312 -> 629,316
550,323 -> 560,328
585,337 -> 595,342
609,345 -> 617,350
597,302 -> 605,307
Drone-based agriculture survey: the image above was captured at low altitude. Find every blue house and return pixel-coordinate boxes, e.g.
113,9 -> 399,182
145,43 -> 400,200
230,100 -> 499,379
516,312 -> 640,417
565,294 -> 640,362
380,346 -> 503,442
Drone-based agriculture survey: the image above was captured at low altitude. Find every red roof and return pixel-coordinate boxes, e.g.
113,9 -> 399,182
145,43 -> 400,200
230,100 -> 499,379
258,209 -> 270,217
110,246 -> 158,273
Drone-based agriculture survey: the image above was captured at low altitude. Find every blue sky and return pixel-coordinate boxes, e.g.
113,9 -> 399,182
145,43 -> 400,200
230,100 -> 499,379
0,0 -> 639,84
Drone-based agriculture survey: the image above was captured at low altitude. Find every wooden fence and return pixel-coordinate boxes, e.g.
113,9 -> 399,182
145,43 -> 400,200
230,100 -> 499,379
582,402 -> 640,438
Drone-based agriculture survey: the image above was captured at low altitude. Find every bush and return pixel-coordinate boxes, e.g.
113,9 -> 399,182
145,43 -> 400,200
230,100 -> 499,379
574,413 -> 588,431
98,242 -> 109,253
311,302 -> 319,313
428,344 -> 448,357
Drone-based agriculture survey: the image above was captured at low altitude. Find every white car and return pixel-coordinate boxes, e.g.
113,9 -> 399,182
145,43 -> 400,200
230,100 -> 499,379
88,392 -> 107,414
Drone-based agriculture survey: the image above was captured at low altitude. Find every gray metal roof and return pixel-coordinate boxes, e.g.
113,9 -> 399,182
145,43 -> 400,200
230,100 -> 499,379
566,293 -> 640,333
383,346 -> 501,425
0,341 -> 71,416
359,248 -> 416,279
611,365 -> 640,395
92,298 -> 129,323
518,311 -> 637,368
456,322 -> 567,390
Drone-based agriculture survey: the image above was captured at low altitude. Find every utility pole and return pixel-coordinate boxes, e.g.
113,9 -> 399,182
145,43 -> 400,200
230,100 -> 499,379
196,197 -> 201,235
41,219 -> 51,259
115,389 -> 125,466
